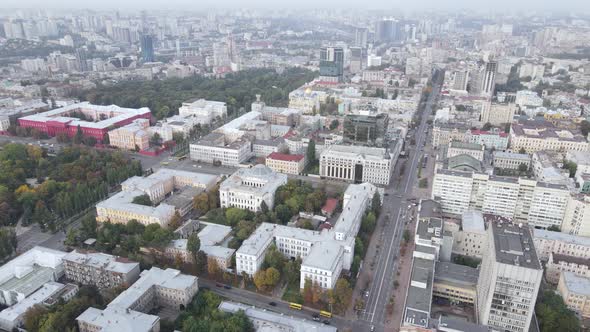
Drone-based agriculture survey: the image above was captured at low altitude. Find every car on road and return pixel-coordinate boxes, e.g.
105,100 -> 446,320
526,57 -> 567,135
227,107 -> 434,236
223,285 -> 232,289
370,326 -> 375,332
322,320 -> 330,325
268,302 -> 277,306
215,283 -> 223,287
312,314 -> 320,321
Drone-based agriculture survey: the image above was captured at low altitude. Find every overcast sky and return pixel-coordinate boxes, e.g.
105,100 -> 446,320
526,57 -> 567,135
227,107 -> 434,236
0,0 -> 588,12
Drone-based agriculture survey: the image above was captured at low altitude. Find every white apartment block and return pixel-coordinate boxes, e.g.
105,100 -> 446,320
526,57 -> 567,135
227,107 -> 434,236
432,125 -> 468,148
476,222 -> 542,332
190,134 -> 252,167
510,123 -> 589,154
481,102 -> 516,126
219,165 -> 288,212
236,183 -> 376,290
562,195 -> 590,237
97,169 -> 218,227
546,252 -> 590,284
557,272 -> 590,319
77,267 -> 198,332
178,98 -> 227,124
63,250 -> 140,289
320,144 -> 396,186
493,152 -> 531,170
447,141 -> 484,161
432,170 -> 569,228
265,152 -> 305,175
515,90 -> 543,108
288,88 -> 328,114
533,229 -> 590,261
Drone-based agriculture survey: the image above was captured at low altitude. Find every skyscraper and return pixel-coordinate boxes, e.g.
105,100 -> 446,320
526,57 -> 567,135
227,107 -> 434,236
481,61 -> 497,96
476,221 -> 542,332
140,35 -> 155,63
375,19 -> 400,43
354,27 -> 368,48
319,47 -> 344,82
349,47 -> 363,73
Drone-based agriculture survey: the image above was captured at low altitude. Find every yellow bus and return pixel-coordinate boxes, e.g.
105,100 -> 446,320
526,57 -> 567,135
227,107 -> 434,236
289,303 -> 302,310
319,310 -> 332,318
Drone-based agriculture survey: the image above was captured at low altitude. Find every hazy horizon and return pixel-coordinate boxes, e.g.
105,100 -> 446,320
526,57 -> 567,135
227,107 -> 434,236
0,0 -> 588,13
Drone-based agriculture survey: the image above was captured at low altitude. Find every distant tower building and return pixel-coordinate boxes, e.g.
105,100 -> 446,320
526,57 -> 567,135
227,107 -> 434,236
476,221 -> 542,332
319,47 -> 344,82
452,70 -> 469,91
354,27 -> 368,48
481,61 -> 497,96
75,48 -> 89,72
140,35 -> 155,63
349,47 -> 363,73
375,19 -> 401,43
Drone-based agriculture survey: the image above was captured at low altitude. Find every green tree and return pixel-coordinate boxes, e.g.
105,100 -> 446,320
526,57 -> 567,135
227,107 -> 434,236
187,233 -> 201,261
150,132 -> 162,146
225,207 -> 249,226
536,289 -> 580,332
306,139 -> 316,162
193,192 -> 210,213
518,163 -> 529,174
329,119 -> 339,130
275,204 -> 292,224
73,125 -> 84,145
331,278 -> 353,313
371,191 -> 381,217
132,194 -> 152,206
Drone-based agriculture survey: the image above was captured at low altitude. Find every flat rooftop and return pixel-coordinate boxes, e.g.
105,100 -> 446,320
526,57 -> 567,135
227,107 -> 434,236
404,257 -> 435,328
434,262 -> 478,287
533,229 -> 590,247
562,271 -> 590,297
491,222 -> 541,270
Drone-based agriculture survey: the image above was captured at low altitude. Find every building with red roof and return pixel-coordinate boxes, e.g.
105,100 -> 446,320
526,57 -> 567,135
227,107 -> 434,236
265,152 -> 305,175
321,198 -> 339,217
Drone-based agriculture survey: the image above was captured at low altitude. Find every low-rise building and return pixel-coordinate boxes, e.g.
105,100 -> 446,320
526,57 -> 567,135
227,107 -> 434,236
493,151 -> 531,170
433,262 -> 478,304
63,250 -> 140,289
219,165 -> 288,212
252,138 -> 287,158
265,152 -> 305,175
546,252 -> 590,284
190,133 -> 253,166
178,98 -> 227,124
510,122 -> 589,154
451,211 -> 487,259
165,222 -> 234,270
481,102 -> 516,126
108,118 -> 150,150
432,123 -> 469,149
557,272 -> 590,319
76,267 -> 198,332
96,169 -> 218,226
465,129 -> 509,150
446,141 -> 484,161
562,195 -> 590,237
533,229 -> 590,261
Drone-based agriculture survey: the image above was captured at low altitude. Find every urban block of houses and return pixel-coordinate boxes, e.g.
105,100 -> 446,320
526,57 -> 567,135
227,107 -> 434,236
96,169 -> 219,227
18,102 -> 151,142
235,182 -> 377,290
63,250 -> 141,289
76,267 -> 198,332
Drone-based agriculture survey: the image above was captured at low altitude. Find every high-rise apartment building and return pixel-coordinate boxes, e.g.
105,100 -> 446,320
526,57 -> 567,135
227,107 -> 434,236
477,221 -> 542,332
140,35 -> 155,62
481,61 -> 497,96
349,47 -> 363,73
354,27 -> 368,48
319,47 -> 344,82
343,113 -> 389,146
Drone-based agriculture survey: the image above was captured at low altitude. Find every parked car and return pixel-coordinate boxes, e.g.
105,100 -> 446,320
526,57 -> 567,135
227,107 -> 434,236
269,302 -> 277,306
223,285 -> 232,289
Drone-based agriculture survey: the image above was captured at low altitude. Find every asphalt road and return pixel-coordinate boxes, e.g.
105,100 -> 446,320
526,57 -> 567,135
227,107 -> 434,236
359,75 -> 442,331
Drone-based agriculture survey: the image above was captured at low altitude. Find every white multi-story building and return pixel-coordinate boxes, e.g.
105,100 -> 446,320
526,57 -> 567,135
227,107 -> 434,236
480,102 -> 516,126
108,118 -> 150,150
432,170 -> 570,228
97,169 -> 218,227
190,133 -> 252,167
320,144 -> 397,186
562,195 -> 590,237
0,247 -> 69,331
236,183 -> 376,290
178,99 -> 227,124
288,88 -> 328,114
515,90 -> 543,108
477,222 -> 542,332
219,165 -> 287,212
63,251 -> 140,289
493,151 -> 531,170
76,267 -> 198,332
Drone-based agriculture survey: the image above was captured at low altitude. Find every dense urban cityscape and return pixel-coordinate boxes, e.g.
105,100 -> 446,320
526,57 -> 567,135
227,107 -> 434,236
0,3 -> 589,332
